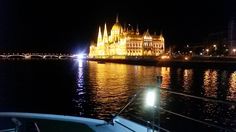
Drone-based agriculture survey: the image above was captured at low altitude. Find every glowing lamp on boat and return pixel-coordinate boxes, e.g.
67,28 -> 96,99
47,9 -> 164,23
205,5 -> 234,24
145,89 -> 156,107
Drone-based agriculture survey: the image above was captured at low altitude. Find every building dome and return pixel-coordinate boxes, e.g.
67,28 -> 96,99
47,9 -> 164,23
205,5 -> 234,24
111,15 -> 123,34
111,23 -> 123,32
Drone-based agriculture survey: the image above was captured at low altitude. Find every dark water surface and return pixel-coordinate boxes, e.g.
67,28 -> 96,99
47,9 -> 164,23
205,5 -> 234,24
0,59 -> 235,131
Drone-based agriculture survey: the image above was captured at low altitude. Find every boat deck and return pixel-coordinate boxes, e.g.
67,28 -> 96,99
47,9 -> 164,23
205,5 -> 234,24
0,112 -> 154,132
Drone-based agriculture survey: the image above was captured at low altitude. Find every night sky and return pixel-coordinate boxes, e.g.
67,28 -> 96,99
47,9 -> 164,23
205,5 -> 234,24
0,0 -> 235,53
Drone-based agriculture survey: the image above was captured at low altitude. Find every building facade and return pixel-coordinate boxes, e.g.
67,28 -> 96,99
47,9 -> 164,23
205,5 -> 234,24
89,16 -> 165,58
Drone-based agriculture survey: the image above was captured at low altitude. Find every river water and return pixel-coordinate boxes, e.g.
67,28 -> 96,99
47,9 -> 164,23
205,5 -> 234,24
0,59 -> 235,131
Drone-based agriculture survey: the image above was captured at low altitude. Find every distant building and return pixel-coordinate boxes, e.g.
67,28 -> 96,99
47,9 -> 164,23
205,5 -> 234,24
89,16 -> 165,58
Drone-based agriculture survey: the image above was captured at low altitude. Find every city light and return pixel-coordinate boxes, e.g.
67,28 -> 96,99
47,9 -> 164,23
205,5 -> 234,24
206,49 -> 209,55
161,55 -> 170,60
77,54 -> 85,60
73,53 -> 87,60
184,56 -> 189,60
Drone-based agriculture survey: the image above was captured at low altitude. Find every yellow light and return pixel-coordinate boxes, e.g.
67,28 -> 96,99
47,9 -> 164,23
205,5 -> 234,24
161,55 -> 170,59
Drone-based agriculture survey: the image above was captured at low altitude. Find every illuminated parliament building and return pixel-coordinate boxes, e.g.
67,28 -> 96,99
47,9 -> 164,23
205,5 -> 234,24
89,16 -> 165,58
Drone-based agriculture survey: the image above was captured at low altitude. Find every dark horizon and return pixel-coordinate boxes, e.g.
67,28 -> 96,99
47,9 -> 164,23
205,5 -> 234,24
0,0 -> 235,53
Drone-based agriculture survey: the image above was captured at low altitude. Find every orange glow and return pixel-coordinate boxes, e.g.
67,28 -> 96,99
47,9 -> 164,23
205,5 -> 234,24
161,55 -> 170,60
160,67 -> 170,88
87,63 -> 172,116
88,62 -> 130,117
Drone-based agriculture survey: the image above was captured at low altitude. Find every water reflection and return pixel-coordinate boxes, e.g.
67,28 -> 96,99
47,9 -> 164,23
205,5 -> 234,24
228,71 -> 236,101
160,67 -> 170,88
72,61 -> 235,130
203,70 -> 218,98
182,69 -> 193,92
89,62 -> 130,118
73,59 -> 86,116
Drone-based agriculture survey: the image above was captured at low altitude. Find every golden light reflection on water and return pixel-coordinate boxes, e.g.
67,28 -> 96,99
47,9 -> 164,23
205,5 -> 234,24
183,69 -> 193,92
228,72 -> 236,101
87,62 -> 171,118
89,62 -> 130,118
74,61 -> 236,127
203,70 -> 218,98
160,67 -> 170,88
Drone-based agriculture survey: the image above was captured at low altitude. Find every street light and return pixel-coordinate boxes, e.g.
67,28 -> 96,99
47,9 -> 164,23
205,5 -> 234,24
189,51 -> 192,56
233,49 -> 236,55
206,49 -> 209,55
213,45 -> 217,53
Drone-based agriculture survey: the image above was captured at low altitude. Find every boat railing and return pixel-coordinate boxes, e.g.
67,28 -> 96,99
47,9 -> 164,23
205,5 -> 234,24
127,113 -> 170,132
157,87 -> 236,132
113,76 -> 236,132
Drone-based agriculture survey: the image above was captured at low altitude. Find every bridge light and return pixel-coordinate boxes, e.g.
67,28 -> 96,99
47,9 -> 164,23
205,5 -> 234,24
75,53 -> 87,60
77,54 -> 84,60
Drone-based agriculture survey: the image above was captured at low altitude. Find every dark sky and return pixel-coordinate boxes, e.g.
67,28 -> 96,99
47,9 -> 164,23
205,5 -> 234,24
0,0 -> 235,53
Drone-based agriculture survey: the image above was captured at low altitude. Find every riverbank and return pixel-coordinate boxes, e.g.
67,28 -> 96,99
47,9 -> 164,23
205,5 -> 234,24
87,56 -> 236,69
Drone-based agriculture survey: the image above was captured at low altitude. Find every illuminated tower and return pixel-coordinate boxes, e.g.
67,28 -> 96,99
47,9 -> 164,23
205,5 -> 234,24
159,32 -> 165,52
136,24 -> 139,35
103,23 -> 108,43
97,26 -> 103,46
116,14 -> 119,23
159,32 -> 165,42
111,15 -> 123,42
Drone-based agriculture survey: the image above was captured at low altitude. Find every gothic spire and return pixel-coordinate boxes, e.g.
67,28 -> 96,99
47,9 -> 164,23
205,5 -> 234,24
103,23 -> 108,43
136,24 -> 139,35
116,14 -> 119,23
97,26 -> 103,44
